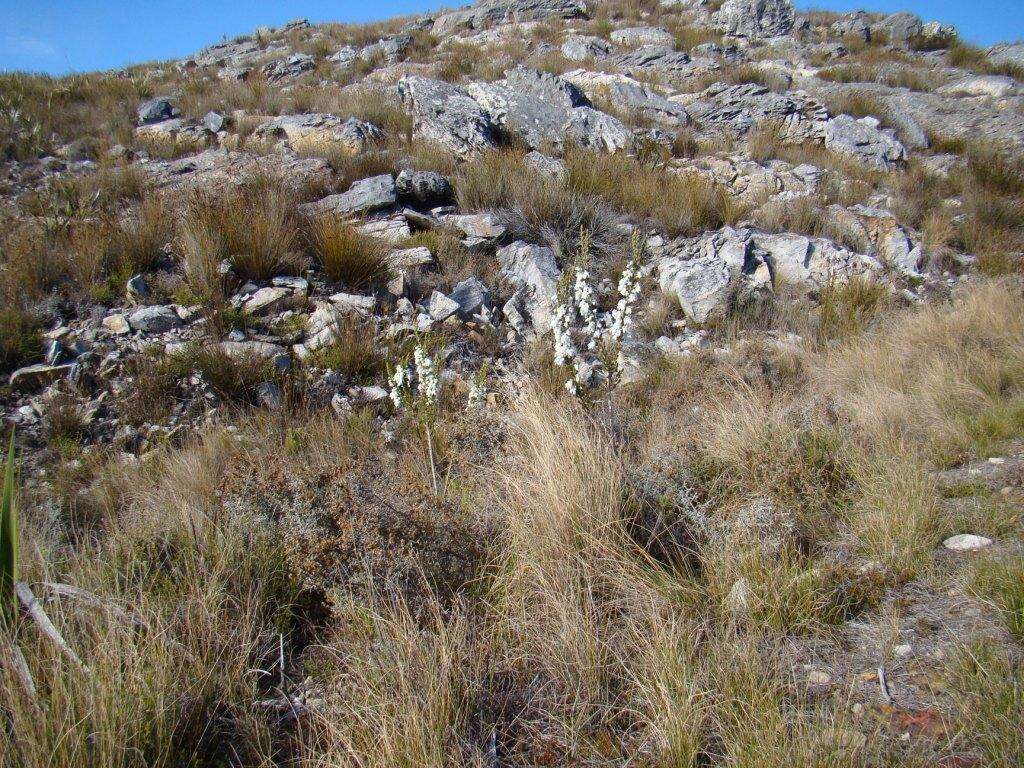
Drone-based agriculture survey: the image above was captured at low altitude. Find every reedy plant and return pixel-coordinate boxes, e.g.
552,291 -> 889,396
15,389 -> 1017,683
0,430 -> 15,622
1,429 -> 17,626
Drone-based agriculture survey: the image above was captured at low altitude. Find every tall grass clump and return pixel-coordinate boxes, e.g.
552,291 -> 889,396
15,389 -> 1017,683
178,173 -> 303,289
304,216 -> 391,289
566,149 -> 740,237
0,431 -> 301,768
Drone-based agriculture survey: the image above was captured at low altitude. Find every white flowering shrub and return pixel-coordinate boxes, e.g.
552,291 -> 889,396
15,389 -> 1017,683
604,230 -> 651,376
388,341 -> 441,411
550,229 -> 650,395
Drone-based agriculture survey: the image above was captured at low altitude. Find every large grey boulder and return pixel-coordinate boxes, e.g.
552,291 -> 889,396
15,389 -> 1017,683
428,290 -> 461,321
360,33 -> 413,65
395,169 -> 453,206
657,231 -> 750,322
497,241 -> 561,332
254,114 -> 385,154
433,0 -> 589,36
656,226 -> 884,321
128,305 -> 183,333
564,108 -> 634,153
987,43 -> 1024,71
563,70 -> 690,127
450,276 -> 491,319
822,115 -> 907,170
261,53 -> 315,82
830,12 -> 871,42
609,45 -> 705,76
468,68 -> 633,152
938,75 -> 1018,99
398,76 -> 496,155
712,0 -> 796,39
561,34 -> 612,62
468,68 -> 588,150
685,83 -> 826,138
299,174 -> 397,218
750,231 -> 881,285
137,98 -> 177,125
610,26 -> 675,48
871,12 -> 922,47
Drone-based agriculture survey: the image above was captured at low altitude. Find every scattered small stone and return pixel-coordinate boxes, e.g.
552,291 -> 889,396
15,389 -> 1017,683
942,534 -> 993,552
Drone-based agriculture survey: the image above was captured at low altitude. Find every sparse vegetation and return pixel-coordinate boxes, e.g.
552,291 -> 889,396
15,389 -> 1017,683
3,6 -> 1024,768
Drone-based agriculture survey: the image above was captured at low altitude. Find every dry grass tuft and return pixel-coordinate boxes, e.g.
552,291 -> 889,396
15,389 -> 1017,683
304,216 -> 391,289
178,172 -> 304,293
566,149 -> 741,237
813,280 -> 1024,465
0,306 -> 43,374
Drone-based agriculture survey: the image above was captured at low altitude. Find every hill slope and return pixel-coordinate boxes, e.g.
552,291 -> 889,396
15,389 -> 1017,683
1,1 -> 1023,766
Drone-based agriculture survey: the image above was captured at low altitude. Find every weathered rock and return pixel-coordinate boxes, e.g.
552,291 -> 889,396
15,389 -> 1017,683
389,246 -> 434,267
610,26 -> 675,48
987,43 -> 1024,72
656,226 -> 883,321
128,305 -> 183,333
395,169 -> 453,206
564,69 -> 690,127
257,381 -> 283,410
564,107 -> 633,152
144,149 -> 333,194
432,0 -> 589,37
428,290 -> 461,321
243,287 -> 291,315
942,534 -> 993,552
137,98 -> 177,125
561,34 -> 612,62
329,45 -> 358,68
255,113 -> 385,154
261,53 -> 315,82
299,175 -> 397,218
938,75 -> 1018,99
126,274 -> 150,302
468,67 -> 590,150
871,12 -> 922,47
497,241 -> 561,331
330,292 -> 377,314
203,110 -> 225,133
357,216 -> 411,243
831,12 -> 871,42
523,150 -> 568,181
450,276 -> 491,319
102,313 -> 131,335
360,33 -> 413,65
713,0 -> 796,39
443,213 -> 507,241
609,45 -> 705,76
684,83 -> 827,138
218,340 -> 287,360
398,76 -> 496,155
660,251 -> 735,323
822,114 -> 907,170
135,117 -> 210,149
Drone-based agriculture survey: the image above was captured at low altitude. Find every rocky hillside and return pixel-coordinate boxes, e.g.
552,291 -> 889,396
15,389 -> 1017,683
1,1 -> 1023,767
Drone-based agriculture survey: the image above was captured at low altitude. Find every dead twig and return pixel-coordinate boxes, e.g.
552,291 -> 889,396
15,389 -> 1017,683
15,581 -> 88,675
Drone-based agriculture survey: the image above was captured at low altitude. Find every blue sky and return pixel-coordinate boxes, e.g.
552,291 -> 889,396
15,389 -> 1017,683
0,0 -> 1021,75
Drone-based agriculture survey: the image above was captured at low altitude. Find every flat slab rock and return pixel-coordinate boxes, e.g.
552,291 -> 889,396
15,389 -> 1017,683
299,175 -> 397,218
143,149 -> 333,193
